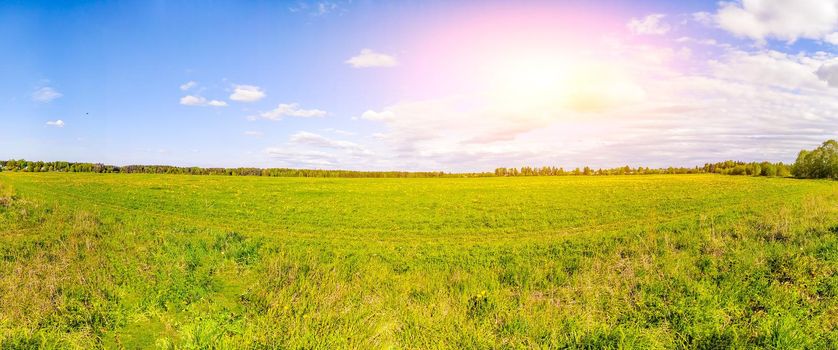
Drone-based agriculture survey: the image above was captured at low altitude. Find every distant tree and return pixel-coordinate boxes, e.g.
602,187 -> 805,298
760,162 -> 777,177
777,163 -> 791,177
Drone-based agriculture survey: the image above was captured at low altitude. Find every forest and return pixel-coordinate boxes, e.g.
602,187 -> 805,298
2,139 -> 836,179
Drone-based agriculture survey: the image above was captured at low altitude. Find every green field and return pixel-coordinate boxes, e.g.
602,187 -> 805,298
1,173 -> 837,349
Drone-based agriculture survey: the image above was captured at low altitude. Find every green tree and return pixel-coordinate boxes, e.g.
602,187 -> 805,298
793,140 -> 838,179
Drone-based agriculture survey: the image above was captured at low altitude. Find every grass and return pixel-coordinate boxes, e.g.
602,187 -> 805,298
0,172 -> 836,349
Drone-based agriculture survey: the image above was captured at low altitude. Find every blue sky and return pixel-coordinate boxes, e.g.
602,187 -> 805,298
2,0 -> 837,171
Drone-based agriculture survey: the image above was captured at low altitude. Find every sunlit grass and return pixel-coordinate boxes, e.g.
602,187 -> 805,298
1,173 -> 837,348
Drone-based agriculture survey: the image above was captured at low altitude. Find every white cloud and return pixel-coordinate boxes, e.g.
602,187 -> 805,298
253,103 -> 327,120
816,63 -> 838,87
289,1 -> 341,16
709,50 -> 829,91
264,148 -> 338,166
691,12 -> 714,26
229,85 -> 265,102
628,14 -> 671,35
32,87 -> 62,103
264,131 -> 372,168
322,128 -> 356,136
675,36 -> 720,46
180,95 -> 228,107
46,120 -> 64,128
315,2 -> 338,15
714,0 -> 838,43
180,81 -> 197,91
180,95 -> 204,106
826,32 -> 838,45
290,131 -> 368,153
345,49 -> 398,68
360,109 -> 395,121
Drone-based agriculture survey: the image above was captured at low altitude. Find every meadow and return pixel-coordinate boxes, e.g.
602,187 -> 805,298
0,172 -> 837,349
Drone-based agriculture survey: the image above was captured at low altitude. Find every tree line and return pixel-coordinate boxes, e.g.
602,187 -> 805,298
2,140 -> 835,179
494,161 -> 791,177
0,160 -> 453,178
0,159 -> 791,178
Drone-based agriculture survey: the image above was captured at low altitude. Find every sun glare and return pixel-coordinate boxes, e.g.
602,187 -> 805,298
484,52 -> 645,115
488,55 -> 572,110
